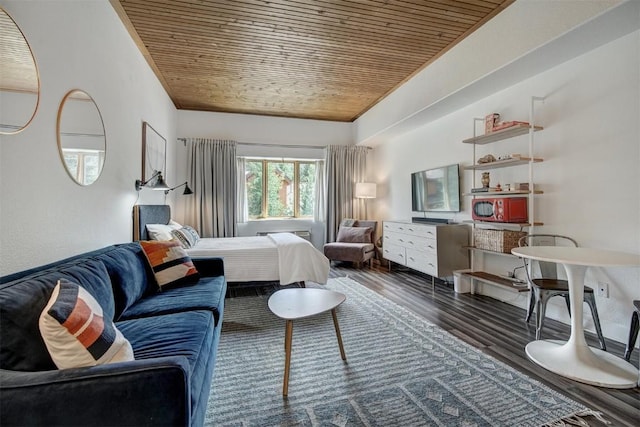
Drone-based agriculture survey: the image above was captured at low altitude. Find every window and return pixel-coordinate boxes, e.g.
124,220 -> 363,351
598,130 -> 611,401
245,159 -> 316,219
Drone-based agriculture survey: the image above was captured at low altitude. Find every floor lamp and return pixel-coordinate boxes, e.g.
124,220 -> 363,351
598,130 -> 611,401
355,182 -> 376,219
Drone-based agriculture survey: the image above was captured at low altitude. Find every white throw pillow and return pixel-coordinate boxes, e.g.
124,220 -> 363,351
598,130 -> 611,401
39,279 -> 135,369
146,223 -> 180,241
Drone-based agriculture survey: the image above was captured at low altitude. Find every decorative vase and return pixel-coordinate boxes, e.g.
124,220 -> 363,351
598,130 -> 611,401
481,172 -> 490,188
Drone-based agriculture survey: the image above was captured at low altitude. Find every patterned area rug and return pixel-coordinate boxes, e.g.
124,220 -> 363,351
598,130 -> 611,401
205,277 -> 596,426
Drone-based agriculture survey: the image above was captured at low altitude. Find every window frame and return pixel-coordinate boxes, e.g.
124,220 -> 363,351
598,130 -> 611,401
246,158 -> 316,220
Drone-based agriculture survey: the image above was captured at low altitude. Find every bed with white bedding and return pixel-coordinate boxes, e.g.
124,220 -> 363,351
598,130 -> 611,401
133,205 -> 329,285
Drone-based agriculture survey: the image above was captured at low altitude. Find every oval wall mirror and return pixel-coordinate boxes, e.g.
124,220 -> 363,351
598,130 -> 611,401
0,7 -> 40,134
57,90 -> 106,186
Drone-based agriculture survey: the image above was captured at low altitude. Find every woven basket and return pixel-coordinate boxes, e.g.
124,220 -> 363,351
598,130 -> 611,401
474,229 -> 527,253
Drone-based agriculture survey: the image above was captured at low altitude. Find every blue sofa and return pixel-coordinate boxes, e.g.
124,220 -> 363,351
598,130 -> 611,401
0,242 -> 227,427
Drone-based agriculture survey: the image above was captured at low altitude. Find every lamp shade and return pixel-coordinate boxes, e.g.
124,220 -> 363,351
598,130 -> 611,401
148,172 -> 170,190
355,182 -> 376,199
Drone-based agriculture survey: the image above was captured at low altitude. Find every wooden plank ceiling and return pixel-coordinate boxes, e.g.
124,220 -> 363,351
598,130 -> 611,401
113,0 -> 514,122
0,9 -> 38,93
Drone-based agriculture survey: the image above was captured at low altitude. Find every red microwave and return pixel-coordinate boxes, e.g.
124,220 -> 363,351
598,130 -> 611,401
471,197 -> 528,223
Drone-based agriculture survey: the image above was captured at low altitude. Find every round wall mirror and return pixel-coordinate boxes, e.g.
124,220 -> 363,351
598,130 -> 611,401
0,7 -> 40,134
57,90 -> 106,186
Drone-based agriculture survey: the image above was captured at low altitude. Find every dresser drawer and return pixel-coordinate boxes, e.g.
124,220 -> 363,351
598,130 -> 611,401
403,224 -> 437,239
383,222 -> 412,234
384,233 -> 437,255
382,242 -> 406,264
384,221 -> 437,239
406,248 -> 437,276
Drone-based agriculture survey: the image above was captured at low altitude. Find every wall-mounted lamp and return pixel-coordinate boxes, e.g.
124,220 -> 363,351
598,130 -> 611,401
355,182 -> 377,199
164,182 -> 193,196
135,170 -> 170,191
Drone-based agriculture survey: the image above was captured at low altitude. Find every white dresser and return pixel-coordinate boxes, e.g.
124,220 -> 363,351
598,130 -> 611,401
382,221 -> 470,279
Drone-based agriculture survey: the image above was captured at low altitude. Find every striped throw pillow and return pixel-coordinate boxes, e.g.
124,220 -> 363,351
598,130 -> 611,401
39,279 -> 135,369
140,240 -> 199,290
171,226 -> 200,249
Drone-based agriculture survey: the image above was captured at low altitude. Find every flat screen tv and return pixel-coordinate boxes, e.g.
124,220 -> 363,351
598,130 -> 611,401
411,164 -> 460,212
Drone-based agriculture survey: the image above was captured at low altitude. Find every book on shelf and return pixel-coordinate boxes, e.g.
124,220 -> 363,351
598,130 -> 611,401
471,187 -> 500,193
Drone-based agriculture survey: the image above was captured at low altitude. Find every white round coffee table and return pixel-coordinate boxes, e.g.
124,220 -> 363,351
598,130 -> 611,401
268,288 -> 347,397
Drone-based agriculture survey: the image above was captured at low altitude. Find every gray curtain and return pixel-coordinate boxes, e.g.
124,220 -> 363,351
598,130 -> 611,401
185,138 -> 237,237
325,145 -> 369,242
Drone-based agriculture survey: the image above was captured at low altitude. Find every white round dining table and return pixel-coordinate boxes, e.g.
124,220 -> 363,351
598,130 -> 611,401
511,246 -> 640,389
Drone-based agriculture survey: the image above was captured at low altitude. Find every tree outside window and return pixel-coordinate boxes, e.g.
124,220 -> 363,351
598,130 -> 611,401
245,159 -> 316,219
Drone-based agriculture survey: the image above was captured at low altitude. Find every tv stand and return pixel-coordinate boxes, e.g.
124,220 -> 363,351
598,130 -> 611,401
412,217 -> 449,224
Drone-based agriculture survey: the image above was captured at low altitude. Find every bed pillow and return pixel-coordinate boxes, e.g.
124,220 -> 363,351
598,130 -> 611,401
39,279 -> 135,369
145,223 -> 179,241
171,226 -> 200,249
139,240 -> 199,290
336,226 -> 372,243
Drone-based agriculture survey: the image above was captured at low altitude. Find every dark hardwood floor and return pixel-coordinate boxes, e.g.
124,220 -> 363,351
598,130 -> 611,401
328,261 -> 640,427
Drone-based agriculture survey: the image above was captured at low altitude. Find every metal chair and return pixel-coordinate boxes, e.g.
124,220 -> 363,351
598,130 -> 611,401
518,234 -> 606,350
623,300 -> 640,361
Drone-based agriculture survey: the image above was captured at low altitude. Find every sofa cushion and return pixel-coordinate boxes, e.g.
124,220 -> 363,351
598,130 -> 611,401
117,310 -> 216,427
337,226 -> 372,243
139,240 -> 199,290
95,243 -> 155,319
39,279 -> 134,369
120,275 -> 226,326
0,259 -> 114,371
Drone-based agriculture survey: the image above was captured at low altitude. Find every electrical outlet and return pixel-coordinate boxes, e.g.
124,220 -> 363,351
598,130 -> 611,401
597,282 -> 609,298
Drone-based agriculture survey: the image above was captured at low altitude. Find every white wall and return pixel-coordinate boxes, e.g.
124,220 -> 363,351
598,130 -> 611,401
172,110 -> 354,248
370,30 -> 640,345
0,0 -> 176,275
355,0 -> 624,145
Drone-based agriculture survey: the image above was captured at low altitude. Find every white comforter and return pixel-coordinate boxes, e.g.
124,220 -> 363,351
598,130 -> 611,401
185,234 -> 329,285
267,233 -> 330,285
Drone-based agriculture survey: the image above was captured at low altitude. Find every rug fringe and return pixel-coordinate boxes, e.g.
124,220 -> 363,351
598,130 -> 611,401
542,409 -> 611,426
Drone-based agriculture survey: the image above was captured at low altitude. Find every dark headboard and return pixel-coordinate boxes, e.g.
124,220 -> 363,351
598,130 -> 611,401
132,204 -> 171,241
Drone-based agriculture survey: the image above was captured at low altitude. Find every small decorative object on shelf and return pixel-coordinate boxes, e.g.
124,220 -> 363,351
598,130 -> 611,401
481,172 -> 490,188
485,113 -> 500,134
477,154 -> 496,164
492,120 -> 530,132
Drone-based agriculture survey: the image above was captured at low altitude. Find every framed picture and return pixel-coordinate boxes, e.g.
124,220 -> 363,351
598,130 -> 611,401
141,121 -> 166,181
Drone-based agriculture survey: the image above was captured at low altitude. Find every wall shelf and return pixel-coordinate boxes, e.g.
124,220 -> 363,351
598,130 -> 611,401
461,271 -> 530,293
462,124 -> 543,145
462,190 -> 543,197
463,246 -> 518,257
463,156 -> 543,170
463,97 -> 544,295
464,220 -> 544,227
